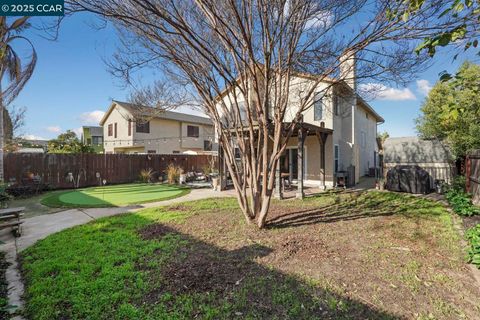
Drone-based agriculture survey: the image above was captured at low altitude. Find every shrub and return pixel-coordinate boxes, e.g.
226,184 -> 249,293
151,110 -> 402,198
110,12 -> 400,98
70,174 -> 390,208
450,175 -> 466,192
166,164 -> 182,184
0,184 -> 11,207
466,224 -> 480,268
139,169 -> 154,183
445,176 -> 479,217
445,188 -> 480,216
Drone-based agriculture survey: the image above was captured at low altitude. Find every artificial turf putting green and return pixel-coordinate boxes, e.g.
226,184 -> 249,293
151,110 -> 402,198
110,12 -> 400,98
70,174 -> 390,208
41,183 -> 190,208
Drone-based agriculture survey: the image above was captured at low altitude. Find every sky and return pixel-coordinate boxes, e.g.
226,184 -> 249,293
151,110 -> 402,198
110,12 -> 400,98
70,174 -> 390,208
12,13 -> 478,140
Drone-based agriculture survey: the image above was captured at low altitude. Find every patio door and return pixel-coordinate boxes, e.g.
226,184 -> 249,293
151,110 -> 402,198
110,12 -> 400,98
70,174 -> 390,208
280,148 -> 300,180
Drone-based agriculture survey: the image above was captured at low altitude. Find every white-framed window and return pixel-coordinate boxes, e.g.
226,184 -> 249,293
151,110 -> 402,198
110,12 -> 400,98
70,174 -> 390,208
314,93 -> 323,121
333,96 -> 339,116
334,145 -> 339,173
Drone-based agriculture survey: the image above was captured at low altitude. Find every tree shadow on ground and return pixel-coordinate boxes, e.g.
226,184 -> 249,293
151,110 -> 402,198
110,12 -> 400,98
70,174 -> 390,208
138,222 -> 399,319
267,191 -> 440,229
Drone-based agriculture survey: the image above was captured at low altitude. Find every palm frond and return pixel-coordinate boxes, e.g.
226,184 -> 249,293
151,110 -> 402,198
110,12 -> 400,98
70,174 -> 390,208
1,36 -> 36,105
8,17 -> 29,32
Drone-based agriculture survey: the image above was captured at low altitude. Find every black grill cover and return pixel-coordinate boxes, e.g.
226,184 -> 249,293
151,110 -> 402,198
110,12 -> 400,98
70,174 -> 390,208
386,165 -> 431,194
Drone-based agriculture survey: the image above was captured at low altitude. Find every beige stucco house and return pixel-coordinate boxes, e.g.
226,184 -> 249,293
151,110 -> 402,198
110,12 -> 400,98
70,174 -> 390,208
100,101 -> 216,154
216,56 -> 384,194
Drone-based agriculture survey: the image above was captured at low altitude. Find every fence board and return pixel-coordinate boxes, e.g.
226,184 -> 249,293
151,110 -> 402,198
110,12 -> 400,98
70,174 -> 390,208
467,150 -> 480,205
4,153 -> 216,190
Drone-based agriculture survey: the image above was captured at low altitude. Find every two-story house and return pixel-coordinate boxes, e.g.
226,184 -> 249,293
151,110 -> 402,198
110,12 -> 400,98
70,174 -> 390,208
100,101 -> 216,154
216,54 -> 384,194
81,126 -> 104,153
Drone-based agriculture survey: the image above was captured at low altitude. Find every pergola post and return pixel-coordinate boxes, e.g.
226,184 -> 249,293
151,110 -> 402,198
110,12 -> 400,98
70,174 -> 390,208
316,131 -> 328,190
296,127 -> 306,199
274,159 -> 283,199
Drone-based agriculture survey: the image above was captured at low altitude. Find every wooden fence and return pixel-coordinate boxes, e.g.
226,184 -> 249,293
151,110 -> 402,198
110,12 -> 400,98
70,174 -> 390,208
466,150 -> 480,205
4,153 -> 216,190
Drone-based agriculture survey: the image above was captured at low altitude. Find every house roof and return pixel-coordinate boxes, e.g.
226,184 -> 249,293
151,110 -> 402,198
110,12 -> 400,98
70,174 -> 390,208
99,101 -> 213,126
213,70 -> 384,123
82,126 -> 103,136
356,94 -> 384,123
383,137 -> 454,164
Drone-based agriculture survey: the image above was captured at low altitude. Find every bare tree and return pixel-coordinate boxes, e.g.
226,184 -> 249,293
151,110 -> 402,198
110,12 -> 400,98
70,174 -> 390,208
0,17 -> 37,181
7,105 -> 27,136
66,0 -> 454,228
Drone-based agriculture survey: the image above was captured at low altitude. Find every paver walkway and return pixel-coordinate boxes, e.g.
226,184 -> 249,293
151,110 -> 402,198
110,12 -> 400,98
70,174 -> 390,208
0,188 -> 234,319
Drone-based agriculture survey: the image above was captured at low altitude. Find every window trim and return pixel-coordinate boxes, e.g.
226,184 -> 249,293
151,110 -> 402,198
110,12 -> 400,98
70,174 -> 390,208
334,144 -> 340,173
187,125 -> 200,138
107,124 -> 113,137
333,96 -> 339,116
204,140 -> 212,151
136,121 -> 150,133
314,93 -> 323,121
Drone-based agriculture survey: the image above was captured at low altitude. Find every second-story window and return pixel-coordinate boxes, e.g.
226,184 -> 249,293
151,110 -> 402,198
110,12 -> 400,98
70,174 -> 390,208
334,96 -> 339,116
114,123 -> 118,138
136,121 -> 150,133
128,119 -> 132,136
187,125 -> 199,137
108,124 -> 113,136
314,93 -> 323,121
92,136 -> 103,145
204,140 -> 212,151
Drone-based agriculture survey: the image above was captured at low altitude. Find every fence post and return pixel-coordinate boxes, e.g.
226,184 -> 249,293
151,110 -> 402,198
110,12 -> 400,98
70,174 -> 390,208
466,155 -> 471,193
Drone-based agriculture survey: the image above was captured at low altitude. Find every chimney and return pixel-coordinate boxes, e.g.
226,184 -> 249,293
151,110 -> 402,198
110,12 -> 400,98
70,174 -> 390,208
339,50 -> 356,91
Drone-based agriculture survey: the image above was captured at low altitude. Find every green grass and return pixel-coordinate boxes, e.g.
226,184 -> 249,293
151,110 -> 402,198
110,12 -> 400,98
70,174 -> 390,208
40,183 -> 190,208
21,197 -> 397,320
20,192 -> 475,319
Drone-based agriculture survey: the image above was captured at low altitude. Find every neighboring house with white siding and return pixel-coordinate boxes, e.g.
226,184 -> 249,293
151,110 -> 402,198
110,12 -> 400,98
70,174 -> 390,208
100,101 -> 216,154
216,54 -> 384,190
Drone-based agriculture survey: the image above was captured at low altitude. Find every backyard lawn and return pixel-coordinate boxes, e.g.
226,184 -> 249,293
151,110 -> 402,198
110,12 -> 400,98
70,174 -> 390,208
40,183 -> 190,208
21,191 -> 480,319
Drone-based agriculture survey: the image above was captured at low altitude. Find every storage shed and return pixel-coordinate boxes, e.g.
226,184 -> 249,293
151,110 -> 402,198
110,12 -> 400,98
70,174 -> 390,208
383,137 -> 455,188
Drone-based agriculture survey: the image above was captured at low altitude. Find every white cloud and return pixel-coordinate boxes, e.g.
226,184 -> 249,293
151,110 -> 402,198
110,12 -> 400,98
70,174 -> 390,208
46,126 -> 61,133
305,10 -> 333,29
416,79 -> 433,96
21,134 -> 47,140
359,83 -> 416,101
78,110 -> 105,125
73,127 -> 83,137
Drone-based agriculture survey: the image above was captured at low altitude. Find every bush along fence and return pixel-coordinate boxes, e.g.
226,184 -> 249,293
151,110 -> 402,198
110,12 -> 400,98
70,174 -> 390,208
4,153 -> 217,190
466,149 -> 480,205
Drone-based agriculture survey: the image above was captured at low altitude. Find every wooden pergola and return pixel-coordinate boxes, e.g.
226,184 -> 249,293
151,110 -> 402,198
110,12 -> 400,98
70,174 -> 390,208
217,121 -> 333,200
275,121 -> 333,199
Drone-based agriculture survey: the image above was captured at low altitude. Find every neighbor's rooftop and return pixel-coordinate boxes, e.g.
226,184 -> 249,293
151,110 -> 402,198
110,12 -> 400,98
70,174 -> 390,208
100,100 -> 212,126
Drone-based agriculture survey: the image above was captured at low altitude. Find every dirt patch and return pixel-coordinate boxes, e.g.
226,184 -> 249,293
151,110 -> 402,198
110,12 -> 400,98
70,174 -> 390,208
463,215 -> 480,229
159,244 -> 270,295
139,224 -> 174,240
137,192 -> 480,319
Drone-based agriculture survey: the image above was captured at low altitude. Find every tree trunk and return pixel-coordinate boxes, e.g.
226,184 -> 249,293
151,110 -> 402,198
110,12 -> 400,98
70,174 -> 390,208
256,192 -> 273,228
